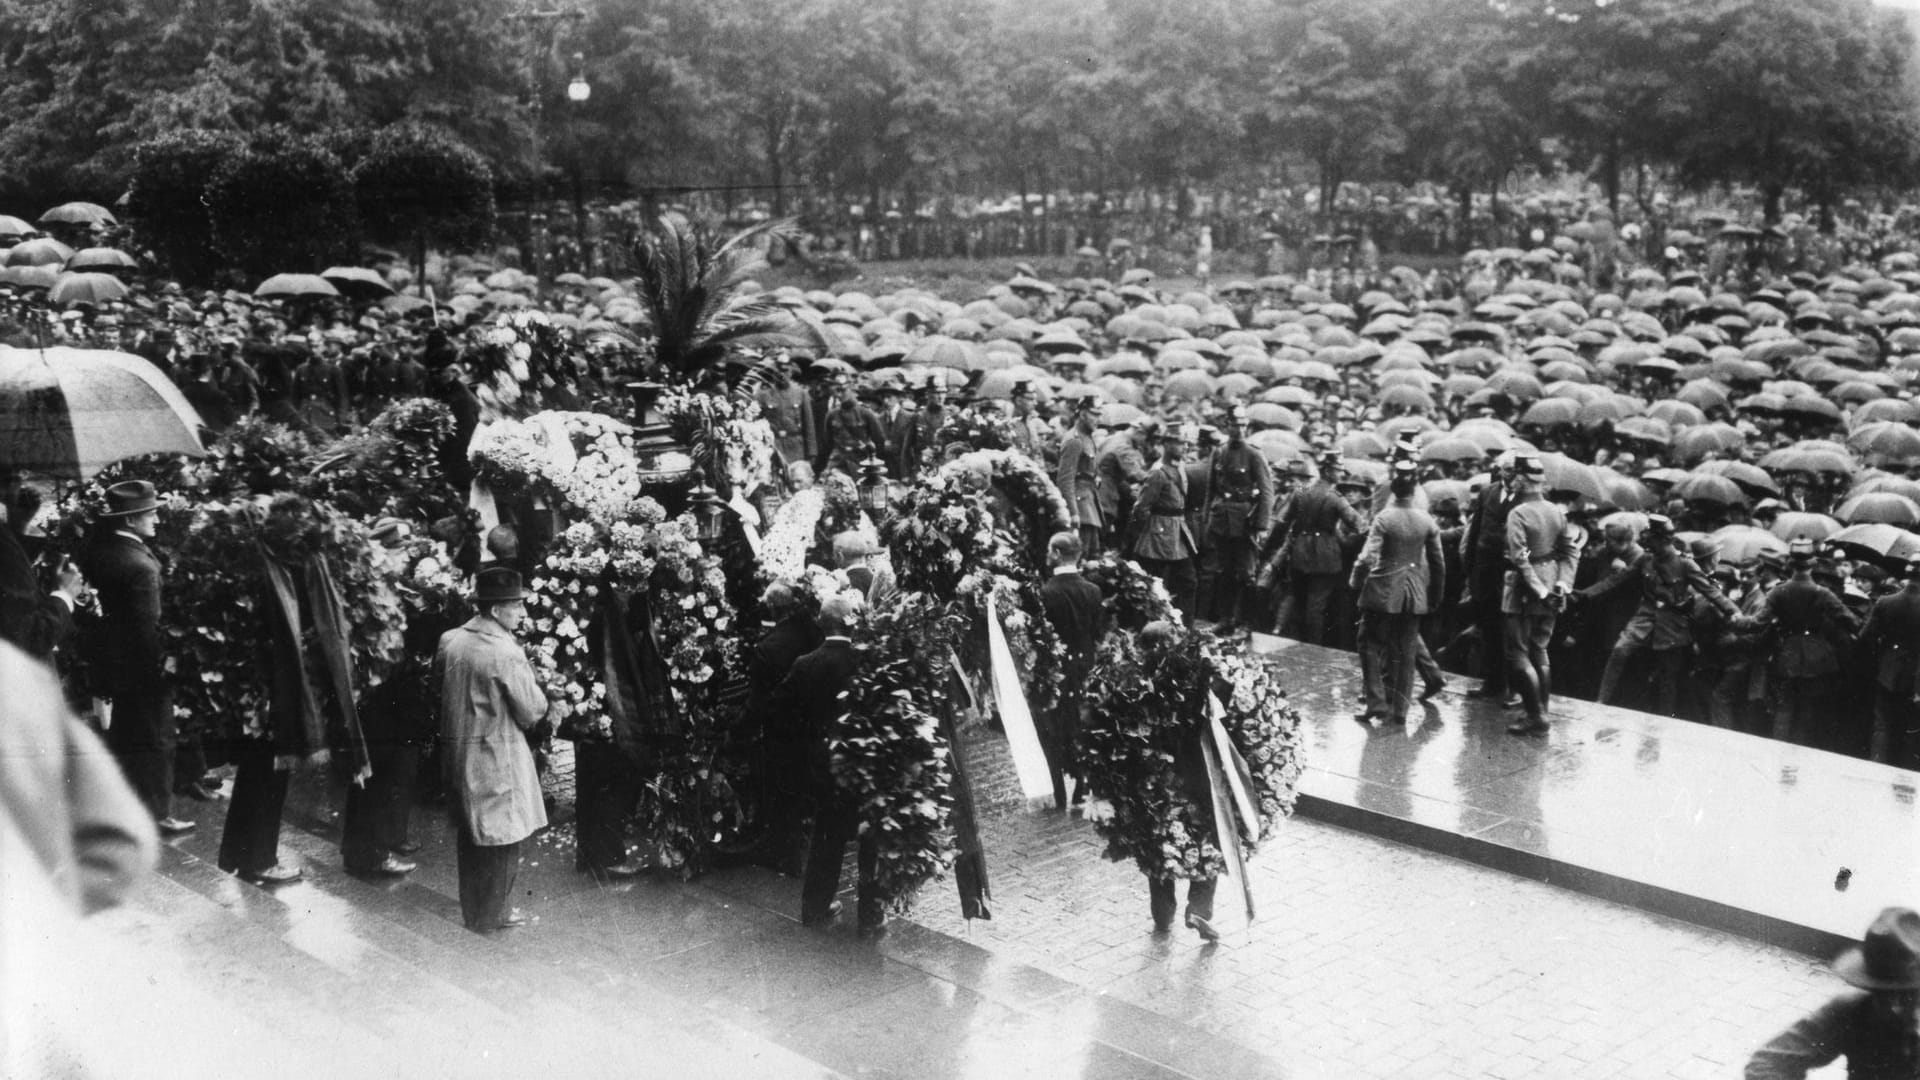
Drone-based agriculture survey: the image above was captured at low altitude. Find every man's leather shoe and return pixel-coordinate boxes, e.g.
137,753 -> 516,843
490,909 -> 529,931
240,864 -> 302,886
591,860 -> 645,880
1420,679 -> 1446,702
1352,710 -> 1383,725
393,841 -> 422,856
371,854 -> 416,875
1186,912 -> 1221,942
1506,718 -> 1550,737
156,817 -> 196,836
801,900 -> 843,927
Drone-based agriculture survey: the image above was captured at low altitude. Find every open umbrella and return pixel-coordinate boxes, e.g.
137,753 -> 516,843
1615,415 -> 1673,446
1337,431 -> 1390,460
1162,369 -> 1218,400
1376,384 -> 1434,412
48,271 -> 129,307
1769,512 -> 1841,543
38,202 -> 116,228
1540,452 -> 1603,501
1670,422 -> 1746,466
1673,472 -> 1747,507
0,264 -> 60,291
321,266 -> 396,299
1759,445 -> 1856,477
3,237 -> 74,267
1592,466 -> 1652,510
1828,523 -> 1920,569
1779,396 -> 1843,425
1694,459 -> 1779,497
1848,421 -> 1920,464
0,216 -> 37,239
1244,402 -> 1301,430
255,273 -> 341,300
1710,524 -> 1787,565
1520,397 -> 1579,429
1851,475 -> 1920,503
1419,435 -> 1486,464
63,247 -> 136,273
1836,492 -> 1920,527
0,346 -> 205,477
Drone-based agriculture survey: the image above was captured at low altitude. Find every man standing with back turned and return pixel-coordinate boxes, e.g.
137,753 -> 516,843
439,566 -> 550,933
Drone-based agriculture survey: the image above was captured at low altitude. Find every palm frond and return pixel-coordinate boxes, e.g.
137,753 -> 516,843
626,214 -> 810,380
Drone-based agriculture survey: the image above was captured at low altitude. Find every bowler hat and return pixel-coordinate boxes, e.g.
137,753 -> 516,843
474,566 -> 526,604
100,480 -> 160,517
1833,907 -> 1920,991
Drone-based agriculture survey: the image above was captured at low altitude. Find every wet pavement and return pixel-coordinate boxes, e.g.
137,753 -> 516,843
1250,634 -> 1920,955
61,637 -> 1908,1078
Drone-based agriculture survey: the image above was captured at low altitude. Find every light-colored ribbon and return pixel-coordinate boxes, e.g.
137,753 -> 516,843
985,592 -> 1055,810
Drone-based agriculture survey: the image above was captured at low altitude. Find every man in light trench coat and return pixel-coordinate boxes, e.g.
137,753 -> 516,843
439,566 -> 550,933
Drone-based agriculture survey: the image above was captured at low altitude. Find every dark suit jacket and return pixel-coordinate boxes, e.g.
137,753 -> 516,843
746,615 -> 823,717
1350,503 -> 1444,614
1753,577 -> 1859,679
821,404 -> 887,472
1857,585 -> 1920,694
0,526 -> 72,661
1040,570 -> 1104,682
79,531 -> 165,698
768,638 -> 862,789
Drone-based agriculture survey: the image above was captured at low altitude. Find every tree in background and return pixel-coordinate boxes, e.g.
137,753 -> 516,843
127,130 -> 245,286
354,123 -> 496,286
204,131 -> 359,278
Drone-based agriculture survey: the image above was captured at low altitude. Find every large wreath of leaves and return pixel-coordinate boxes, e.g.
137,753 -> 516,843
1079,632 -> 1305,879
829,592 -> 962,914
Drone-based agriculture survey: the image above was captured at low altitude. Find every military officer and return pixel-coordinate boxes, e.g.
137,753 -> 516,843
1130,425 -> 1201,620
1202,405 -> 1275,634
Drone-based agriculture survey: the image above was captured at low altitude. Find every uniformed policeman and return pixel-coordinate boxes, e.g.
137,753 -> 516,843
1202,405 -> 1275,634
1130,425 -> 1201,620
1266,449 -> 1363,645
1742,540 -> 1861,749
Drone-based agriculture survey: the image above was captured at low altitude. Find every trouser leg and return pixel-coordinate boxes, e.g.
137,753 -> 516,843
800,804 -> 854,922
1709,665 -> 1748,730
1149,876 -> 1177,929
1358,610 -> 1388,715
855,827 -> 883,928
1472,565 -> 1508,694
1185,877 -> 1217,922
1596,640 -> 1642,707
1079,525 -> 1102,559
456,826 -> 521,931
1385,613 -> 1419,721
219,738 -> 289,875
1505,616 -> 1543,721
1651,648 -> 1687,719
1299,574 -> 1337,645
106,690 -> 174,822
1414,631 -> 1442,688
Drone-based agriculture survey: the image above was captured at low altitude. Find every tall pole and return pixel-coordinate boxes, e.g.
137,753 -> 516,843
505,6 -> 585,288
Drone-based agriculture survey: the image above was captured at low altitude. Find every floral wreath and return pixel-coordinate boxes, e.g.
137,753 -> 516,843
829,593 -> 962,914
470,411 -> 648,526
1078,631 -> 1304,880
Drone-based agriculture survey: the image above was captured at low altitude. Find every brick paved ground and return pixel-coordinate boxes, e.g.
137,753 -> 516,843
905,725 -> 1847,1080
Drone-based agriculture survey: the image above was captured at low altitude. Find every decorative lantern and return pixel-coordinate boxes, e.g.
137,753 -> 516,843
857,455 -> 890,514
689,481 -> 725,542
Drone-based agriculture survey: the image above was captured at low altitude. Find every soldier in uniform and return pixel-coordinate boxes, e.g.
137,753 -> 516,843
1054,398 -> 1104,555
819,376 -> 887,476
1855,555 -> 1920,768
1265,450 -> 1363,645
1350,460 -> 1445,724
1095,418 -> 1154,551
1585,521 -> 1741,718
1462,457 -> 1519,701
753,353 -> 818,480
1742,540 -> 1859,749
898,373 -> 953,477
1130,426 -> 1201,620
1202,405 -> 1275,634
1501,454 -> 1582,736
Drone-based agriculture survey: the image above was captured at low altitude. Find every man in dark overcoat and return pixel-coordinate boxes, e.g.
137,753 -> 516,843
79,481 -> 194,837
1267,450 -> 1363,644
1855,555 -> 1920,768
1038,531 -> 1104,809
770,595 -> 878,931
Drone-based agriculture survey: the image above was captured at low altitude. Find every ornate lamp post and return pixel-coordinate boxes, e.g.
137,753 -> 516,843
689,481 -> 726,543
565,53 -> 592,275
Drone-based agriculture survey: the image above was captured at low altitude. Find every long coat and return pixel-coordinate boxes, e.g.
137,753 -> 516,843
1055,429 -> 1102,529
1130,461 -> 1197,561
1350,503 -> 1445,614
1858,584 -> 1920,694
1754,576 -> 1859,679
767,637 -> 861,792
438,615 -> 549,846
78,530 -> 165,699
756,381 -> 817,468
1274,482 -> 1360,575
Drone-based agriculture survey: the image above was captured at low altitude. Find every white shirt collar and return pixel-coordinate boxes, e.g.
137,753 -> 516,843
115,529 -> 148,544
1051,564 -> 1080,576
823,635 -> 852,645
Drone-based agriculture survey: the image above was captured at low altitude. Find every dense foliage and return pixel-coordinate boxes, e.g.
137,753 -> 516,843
204,132 -> 359,277
3,0 -> 1914,227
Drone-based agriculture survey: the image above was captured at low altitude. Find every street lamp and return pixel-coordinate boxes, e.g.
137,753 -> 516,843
857,456 -> 891,515
689,481 -> 726,543
565,53 -> 592,274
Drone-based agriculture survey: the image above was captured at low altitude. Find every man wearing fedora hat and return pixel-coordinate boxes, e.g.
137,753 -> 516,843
438,566 -> 550,932
79,480 -> 195,837
1747,906 -> 1920,1078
